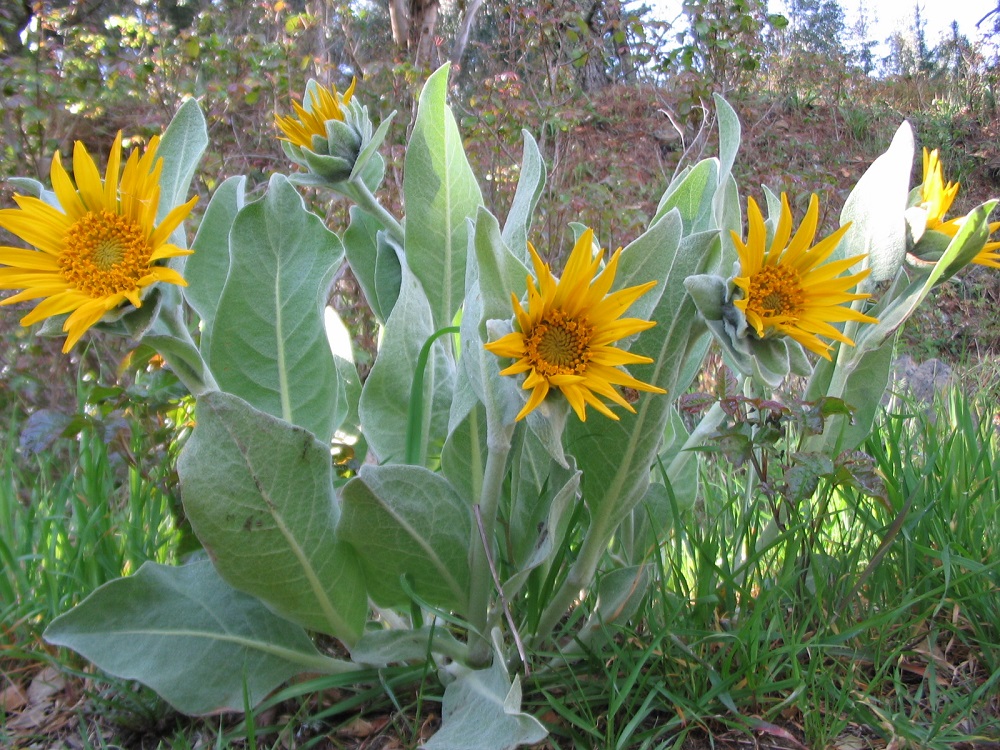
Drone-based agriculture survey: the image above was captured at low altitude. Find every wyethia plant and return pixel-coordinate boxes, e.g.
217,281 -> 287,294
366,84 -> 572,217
1,67 -> 996,748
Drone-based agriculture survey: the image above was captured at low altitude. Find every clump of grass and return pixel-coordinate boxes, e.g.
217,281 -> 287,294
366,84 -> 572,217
0,369 -> 186,657
526,383 -> 1000,749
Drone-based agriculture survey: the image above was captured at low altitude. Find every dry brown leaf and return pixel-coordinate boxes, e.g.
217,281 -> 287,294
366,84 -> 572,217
0,682 -> 27,712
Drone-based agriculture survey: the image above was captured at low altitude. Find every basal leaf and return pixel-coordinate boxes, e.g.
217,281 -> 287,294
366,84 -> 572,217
185,175 -> 245,344
404,63 -> 483,329
44,561 -> 346,715
340,464 -> 471,615
840,121 -> 914,281
501,130 -> 546,262
156,98 -> 208,222
359,265 -> 454,464
422,655 -> 547,750
178,391 -> 366,643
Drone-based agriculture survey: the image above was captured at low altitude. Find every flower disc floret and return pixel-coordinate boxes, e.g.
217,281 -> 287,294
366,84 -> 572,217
0,132 -> 197,352
731,193 -> 878,359
485,228 -> 666,422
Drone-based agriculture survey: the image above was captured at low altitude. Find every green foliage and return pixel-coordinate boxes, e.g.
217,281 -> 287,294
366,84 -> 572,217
45,560 -> 348,715
177,390 -> 367,642
3,9 -> 1000,744
207,174 -> 347,442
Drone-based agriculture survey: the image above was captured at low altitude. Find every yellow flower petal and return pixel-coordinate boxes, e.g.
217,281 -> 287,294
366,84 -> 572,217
732,192 -> 878,359
0,135 -> 197,351
276,79 -> 356,149
485,227 -> 665,421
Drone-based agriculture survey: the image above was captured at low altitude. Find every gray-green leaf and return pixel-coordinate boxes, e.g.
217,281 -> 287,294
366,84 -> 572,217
178,391 -> 367,643
44,561 -> 348,715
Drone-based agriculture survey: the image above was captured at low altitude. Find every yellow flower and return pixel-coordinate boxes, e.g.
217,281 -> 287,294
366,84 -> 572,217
0,132 -> 197,352
919,147 -> 1000,269
485,229 -> 666,422
731,193 -> 878,360
275,78 -> 357,150
920,148 -> 961,233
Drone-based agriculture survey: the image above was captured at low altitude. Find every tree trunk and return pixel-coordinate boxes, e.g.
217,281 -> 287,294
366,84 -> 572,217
575,0 -> 610,93
408,0 -> 440,68
388,0 -> 409,52
449,0 -> 485,72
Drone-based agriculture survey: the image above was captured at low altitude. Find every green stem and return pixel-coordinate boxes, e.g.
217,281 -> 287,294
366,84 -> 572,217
405,326 -> 460,465
347,178 -> 405,245
531,515 -> 612,643
150,303 -> 218,397
467,430 -> 513,667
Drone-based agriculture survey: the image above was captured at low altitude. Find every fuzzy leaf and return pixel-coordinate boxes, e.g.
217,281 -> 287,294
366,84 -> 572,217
178,391 -> 367,643
208,174 -> 345,443
156,98 -> 208,222
840,121 -> 913,282
44,561 -> 337,715
501,130 -> 546,262
404,63 -> 484,329
422,658 -> 547,750
185,175 -> 245,343
340,464 -> 471,614
359,265 -> 454,464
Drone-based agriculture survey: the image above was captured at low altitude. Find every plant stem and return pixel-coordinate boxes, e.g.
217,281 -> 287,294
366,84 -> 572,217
531,515 -> 612,643
347,178 -> 405,245
150,303 -> 218,397
467,431 -> 512,667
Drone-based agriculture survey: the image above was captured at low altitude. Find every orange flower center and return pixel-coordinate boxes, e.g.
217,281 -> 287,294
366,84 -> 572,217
524,309 -> 593,377
745,264 -> 803,321
60,210 -> 152,297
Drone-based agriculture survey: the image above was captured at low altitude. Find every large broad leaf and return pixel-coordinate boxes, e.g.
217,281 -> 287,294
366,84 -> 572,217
208,173 -> 345,443
156,98 -> 208,223
404,63 -> 483,329
178,390 -> 366,643
339,464 -> 471,615
840,121 -> 914,282
44,561 -> 348,715
185,175 -> 245,344
422,651 -> 547,750
359,264 -> 454,464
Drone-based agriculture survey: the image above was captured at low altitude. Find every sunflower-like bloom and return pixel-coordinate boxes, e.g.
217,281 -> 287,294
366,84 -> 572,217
0,133 -> 197,352
918,147 -> 1000,269
275,78 -> 356,150
731,193 -> 878,360
485,229 -> 666,422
